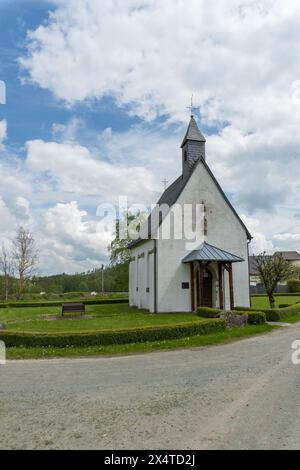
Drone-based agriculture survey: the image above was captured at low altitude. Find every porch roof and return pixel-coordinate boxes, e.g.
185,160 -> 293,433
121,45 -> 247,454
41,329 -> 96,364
182,242 -> 244,264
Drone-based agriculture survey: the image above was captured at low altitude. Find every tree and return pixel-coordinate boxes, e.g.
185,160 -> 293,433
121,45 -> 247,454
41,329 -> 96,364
13,227 -> 39,299
108,211 -> 147,265
0,244 -> 13,301
254,252 -> 293,308
290,265 -> 300,280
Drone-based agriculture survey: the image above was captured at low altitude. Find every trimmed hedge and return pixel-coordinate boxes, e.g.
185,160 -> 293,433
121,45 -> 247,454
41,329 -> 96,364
234,305 -> 281,321
0,298 -> 129,309
235,303 -> 300,321
246,311 -> 266,325
0,318 -> 226,348
196,307 -> 222,318
197,306 -> 266,325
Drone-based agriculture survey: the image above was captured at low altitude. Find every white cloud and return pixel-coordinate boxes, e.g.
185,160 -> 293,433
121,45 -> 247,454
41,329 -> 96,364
39,201 -> 111,274
241,214 -> 274,254
20,0 -> 300,128
26,137 -> 158,204
2,0 -> 299,272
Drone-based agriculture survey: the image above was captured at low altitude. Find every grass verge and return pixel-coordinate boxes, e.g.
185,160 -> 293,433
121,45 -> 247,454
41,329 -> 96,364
6,324 -> 275,360
278,313 -> 300,324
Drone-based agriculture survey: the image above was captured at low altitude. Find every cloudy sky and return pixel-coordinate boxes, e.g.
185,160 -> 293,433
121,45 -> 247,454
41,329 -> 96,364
0,0 -> 300,275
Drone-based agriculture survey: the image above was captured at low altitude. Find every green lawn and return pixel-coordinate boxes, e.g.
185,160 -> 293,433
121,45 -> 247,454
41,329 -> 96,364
0,300 -> 282,360
1,303 -> 199,333
251,295 -> 300,310
6,323 -> 275,360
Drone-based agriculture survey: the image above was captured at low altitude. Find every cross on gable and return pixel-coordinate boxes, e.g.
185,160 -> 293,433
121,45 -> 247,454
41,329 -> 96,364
162,178 -> 169,190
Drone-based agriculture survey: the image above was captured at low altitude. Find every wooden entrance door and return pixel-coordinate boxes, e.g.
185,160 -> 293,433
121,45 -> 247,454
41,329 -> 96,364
196,266 -> 213,308
202,269 -> 213,307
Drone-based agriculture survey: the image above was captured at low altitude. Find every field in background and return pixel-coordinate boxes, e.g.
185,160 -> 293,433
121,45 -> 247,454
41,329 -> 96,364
14,292 -> 128,302
251,295 -> 300,309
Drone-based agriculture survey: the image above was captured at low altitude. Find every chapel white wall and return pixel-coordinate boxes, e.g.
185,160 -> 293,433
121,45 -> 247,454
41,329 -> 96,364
156,161 -> 250,312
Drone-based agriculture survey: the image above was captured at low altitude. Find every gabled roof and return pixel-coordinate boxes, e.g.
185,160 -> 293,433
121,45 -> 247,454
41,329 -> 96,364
274,251 -> 300,261
157,175 -> 184,207
182,242 -> 244,263
129,157 -> 252,249
181,116 -> 206,147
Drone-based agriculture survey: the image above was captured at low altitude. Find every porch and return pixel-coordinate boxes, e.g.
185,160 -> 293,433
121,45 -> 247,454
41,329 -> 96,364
182,242 -> 244,311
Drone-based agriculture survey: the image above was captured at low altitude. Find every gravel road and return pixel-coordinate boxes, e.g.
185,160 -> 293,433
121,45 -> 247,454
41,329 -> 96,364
1,325 -> 300,450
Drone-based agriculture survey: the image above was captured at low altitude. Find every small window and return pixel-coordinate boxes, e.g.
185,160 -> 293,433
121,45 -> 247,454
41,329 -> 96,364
184,151 -> 188,162
182,282 -> 189,289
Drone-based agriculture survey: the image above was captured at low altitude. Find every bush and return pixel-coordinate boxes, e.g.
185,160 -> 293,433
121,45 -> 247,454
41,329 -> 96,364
278,304 -> 290,309
235,303 -> 300,321
197,307 -> 222,318
233,309 -> 266,325
287,279 -> 300,293
247,311 -> 266,325
0,319 -> 226,348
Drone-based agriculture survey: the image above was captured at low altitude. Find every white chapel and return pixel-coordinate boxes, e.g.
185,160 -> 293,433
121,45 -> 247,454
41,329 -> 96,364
129,115 -> 251,313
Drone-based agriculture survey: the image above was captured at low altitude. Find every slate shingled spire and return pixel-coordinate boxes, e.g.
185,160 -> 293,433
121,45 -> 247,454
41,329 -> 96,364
181,116 -> 206,179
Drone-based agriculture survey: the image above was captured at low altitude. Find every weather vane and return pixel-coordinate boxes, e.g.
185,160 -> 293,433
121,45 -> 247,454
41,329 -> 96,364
187,94 -> 196,117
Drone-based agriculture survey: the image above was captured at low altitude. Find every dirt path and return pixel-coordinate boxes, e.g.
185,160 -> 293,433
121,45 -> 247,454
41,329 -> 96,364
1,325 -> 300,449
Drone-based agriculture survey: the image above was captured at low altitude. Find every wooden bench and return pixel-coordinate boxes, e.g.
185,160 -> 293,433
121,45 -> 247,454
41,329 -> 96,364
62,302 -> 85,317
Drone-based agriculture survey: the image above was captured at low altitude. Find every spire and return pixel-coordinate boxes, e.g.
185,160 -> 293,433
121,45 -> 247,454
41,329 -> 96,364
181,116 -> 206,178
181,115 -> 206,148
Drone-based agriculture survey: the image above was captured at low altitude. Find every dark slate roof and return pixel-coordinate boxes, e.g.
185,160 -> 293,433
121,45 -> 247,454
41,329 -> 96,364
157,175 -> 183,206
182,242 -> 244,263
274,251 -> 300,261
181,116 -> 206,147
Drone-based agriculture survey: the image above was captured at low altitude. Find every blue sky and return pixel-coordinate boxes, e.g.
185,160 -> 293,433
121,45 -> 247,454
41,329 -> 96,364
0,0 -> 141,151
0,0 -> 300,274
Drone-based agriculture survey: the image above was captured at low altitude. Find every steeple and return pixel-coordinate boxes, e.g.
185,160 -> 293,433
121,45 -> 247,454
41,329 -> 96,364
181,116 -> 206,179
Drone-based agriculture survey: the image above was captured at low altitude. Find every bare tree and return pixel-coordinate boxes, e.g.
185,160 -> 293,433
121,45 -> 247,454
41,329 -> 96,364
0,244 -> 13,301
13,227 -> 39,300
254,252 -> 293,308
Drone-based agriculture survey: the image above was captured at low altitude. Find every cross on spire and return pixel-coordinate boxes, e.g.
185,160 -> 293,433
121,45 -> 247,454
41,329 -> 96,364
186,94 -> 196,117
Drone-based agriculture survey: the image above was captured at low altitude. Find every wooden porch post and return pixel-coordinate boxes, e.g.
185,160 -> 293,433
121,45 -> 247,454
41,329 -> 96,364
199,262 -> 204,307
228,263 -> 234,310
190,262 -> 195,311
218,262 -> 224,310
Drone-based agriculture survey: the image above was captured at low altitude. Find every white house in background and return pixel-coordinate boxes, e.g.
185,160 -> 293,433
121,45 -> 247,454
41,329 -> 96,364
250,251 -> 300,287
129,115 -> 252,313
274,251 -> 300,269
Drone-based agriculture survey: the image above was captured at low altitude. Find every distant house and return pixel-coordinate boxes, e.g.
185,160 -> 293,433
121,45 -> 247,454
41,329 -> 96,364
249,251 -> 300,290
249,256 -> 260,286
274,251 -> 300,269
